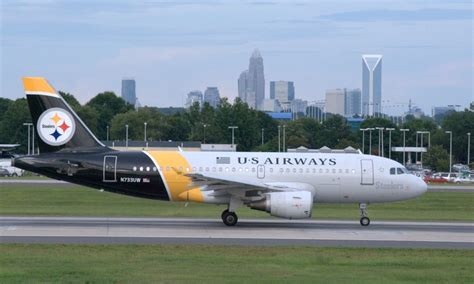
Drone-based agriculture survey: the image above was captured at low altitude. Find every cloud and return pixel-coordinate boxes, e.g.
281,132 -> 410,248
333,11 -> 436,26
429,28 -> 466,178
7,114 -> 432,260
319,8 -> 473,22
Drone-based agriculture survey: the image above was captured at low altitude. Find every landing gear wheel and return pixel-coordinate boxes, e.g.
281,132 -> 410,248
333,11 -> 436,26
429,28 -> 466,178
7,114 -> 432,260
222,210 -> 238,226
359,203 -> 370,227
360,217 -> 370,226
221,209 -> 229,220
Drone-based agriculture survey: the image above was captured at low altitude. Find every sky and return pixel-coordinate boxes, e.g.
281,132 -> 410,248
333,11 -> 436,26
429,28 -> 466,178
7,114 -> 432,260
1,0 -> 473,115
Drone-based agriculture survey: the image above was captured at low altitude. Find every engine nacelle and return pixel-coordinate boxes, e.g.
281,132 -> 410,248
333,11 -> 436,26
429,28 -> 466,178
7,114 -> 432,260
250,191 -> 313,219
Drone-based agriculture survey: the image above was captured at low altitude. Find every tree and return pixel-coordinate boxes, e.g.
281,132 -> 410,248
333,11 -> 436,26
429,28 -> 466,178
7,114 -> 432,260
59,91 -> 81,111
438,111 -> 474,164
0,99 -> 31,153
0,98 -> 13,121
86,92 -> 134,140
423,145 -> 449,172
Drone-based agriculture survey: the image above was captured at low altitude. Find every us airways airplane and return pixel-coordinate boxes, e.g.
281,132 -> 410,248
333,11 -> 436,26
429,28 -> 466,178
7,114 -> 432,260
13,77 -> 427,226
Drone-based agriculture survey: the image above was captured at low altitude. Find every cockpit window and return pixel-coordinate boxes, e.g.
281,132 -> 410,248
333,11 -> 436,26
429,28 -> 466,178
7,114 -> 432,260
391,167 -> 408,175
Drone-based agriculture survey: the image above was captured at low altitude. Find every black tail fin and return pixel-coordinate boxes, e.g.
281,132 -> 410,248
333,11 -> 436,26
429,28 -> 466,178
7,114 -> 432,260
23,77 -> 105,153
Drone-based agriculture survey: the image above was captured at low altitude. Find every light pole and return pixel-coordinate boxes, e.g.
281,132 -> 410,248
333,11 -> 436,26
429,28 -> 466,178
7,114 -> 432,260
359,128 -> 368,154
23,123 -> 32,155
417,131 -> 430,167
228,126 -> 238,148
278,125 -> 281,152
125,124 -> 129,149
415,132 -> 419,163
144,122 -> 147,142
203,124 -> 207,144
376,127 -> 384,156
386,128 -> 395,159
368,128 -> 374,155
468,133 -> 471,166
282,125 -> 286,152
400,129 -> 409,165
445,131 -> 452,173
106,125 -> 109,141
261,128 -> 264,146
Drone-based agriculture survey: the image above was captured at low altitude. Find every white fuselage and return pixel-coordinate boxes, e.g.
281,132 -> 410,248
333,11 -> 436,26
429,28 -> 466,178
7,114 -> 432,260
164,151 -> 427,204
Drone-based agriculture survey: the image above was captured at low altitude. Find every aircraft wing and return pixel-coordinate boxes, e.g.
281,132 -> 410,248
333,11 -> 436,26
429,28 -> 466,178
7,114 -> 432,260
184,172 -> 315,199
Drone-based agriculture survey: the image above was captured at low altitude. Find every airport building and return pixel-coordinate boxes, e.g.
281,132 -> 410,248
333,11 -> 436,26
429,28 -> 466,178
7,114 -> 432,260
362,54 -> 382,116
121,78 -> 136,106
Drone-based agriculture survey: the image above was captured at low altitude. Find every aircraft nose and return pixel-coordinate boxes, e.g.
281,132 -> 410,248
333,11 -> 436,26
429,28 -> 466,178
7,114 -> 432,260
415,178 -> 428,196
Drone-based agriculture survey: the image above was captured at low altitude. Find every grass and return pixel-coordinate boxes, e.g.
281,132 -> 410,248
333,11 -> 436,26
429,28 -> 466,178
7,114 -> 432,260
0,184 -> 473,221
0,244 -> 472,283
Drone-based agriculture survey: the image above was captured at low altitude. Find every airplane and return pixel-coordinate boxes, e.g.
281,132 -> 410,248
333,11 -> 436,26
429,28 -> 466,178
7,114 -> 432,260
13,77 -> 427,226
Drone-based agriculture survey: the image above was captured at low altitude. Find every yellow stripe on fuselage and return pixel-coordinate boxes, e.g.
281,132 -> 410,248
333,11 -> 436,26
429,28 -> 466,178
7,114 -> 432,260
145,151 -> 203,202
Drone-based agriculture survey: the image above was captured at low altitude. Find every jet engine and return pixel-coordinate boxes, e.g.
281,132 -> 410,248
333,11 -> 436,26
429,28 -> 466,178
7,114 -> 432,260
249,191 -> 313,219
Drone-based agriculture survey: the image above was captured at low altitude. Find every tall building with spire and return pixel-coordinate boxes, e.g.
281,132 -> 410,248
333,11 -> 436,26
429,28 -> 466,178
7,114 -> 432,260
238,49 -> 265,109
362,54 -> 382,116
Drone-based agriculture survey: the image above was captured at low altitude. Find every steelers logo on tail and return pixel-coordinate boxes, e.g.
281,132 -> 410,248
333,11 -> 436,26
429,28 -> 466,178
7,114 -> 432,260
37,108 -> 76,146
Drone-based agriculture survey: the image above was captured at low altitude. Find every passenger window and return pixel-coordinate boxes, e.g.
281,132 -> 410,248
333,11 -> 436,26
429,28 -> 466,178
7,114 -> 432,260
390,168 -> 396,175
270,168 -> 274,173
279,168 -> 284,173
319,169 -> 323,173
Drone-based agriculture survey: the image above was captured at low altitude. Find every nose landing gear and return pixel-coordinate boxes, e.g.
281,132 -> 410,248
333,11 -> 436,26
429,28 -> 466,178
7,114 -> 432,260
359,203 -> 370,226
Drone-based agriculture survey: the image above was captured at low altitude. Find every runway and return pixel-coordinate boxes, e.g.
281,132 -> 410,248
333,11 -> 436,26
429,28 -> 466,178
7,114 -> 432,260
1,217 -> 473,249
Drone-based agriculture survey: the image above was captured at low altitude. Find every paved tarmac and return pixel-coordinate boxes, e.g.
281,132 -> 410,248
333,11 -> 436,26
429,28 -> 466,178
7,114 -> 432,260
1,217 -> 472,249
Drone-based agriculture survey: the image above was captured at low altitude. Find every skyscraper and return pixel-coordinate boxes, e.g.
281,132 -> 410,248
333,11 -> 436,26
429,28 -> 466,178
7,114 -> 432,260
344,88 -> 362,117
204,87 -> 221,108
121,78 -> 136,105
325,89 -> 345,115
362,54 -> 382,116
185,90 -> 203,108
238,49 -> 265,109
270,81 -> 295,105
238,70 -> 248,102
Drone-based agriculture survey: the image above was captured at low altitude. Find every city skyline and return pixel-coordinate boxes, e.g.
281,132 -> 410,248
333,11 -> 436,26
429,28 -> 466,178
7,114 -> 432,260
1,1 -> 472,115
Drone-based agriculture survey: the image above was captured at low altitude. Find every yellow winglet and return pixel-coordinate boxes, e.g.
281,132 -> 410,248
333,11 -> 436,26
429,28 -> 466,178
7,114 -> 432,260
22,77 -> 57,95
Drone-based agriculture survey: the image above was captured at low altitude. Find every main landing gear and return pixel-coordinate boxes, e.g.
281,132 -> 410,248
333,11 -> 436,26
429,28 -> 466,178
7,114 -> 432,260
221,197 -> 242,226
221,209 -> 238,226
359,203 -> 370,226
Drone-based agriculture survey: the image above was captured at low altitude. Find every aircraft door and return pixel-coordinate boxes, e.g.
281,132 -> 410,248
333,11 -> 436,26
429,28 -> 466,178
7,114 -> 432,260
257,165 -> 265,179
360,159 -> 374,185
103,155 -> 117,182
